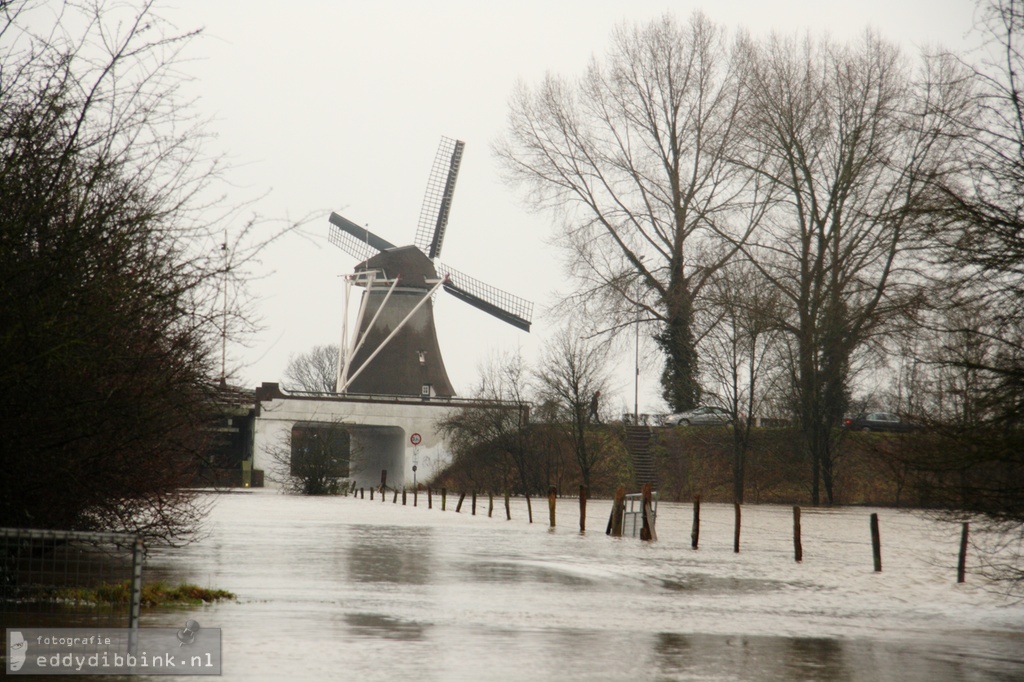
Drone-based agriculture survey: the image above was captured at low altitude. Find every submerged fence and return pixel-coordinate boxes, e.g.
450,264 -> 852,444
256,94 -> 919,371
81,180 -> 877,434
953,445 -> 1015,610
352,470 -> 977,584
0,528 -> 143,630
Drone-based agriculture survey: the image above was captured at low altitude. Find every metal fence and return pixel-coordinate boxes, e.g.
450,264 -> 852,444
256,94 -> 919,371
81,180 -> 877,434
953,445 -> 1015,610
0,528 -> 143,630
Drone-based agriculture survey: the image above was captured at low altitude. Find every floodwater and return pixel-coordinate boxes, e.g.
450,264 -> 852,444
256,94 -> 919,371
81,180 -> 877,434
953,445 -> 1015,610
142,490 -> 1024,681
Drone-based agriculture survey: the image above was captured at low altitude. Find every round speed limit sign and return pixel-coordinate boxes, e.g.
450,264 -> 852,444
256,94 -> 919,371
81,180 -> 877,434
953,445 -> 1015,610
410,433 -> 422,446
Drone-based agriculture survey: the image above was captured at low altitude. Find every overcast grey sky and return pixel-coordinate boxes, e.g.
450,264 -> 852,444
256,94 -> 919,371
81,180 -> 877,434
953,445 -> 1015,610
166,0 -> 979,413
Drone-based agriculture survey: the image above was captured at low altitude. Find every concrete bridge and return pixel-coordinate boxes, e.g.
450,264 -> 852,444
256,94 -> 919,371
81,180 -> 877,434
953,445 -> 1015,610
252,383 -> 475,490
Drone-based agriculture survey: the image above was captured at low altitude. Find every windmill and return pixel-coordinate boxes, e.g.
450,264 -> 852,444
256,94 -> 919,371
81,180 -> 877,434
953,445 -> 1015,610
328,137 -> 533,398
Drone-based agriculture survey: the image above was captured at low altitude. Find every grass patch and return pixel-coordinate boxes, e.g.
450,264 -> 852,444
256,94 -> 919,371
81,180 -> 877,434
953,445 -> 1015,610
53,580 -> 235,606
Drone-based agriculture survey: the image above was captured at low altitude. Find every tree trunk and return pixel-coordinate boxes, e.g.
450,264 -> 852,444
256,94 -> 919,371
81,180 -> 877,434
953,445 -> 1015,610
658,284 -> 701,412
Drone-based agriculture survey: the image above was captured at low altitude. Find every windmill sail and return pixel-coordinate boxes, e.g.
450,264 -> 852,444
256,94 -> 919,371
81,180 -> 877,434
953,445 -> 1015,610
414,137 -> 465,259
437,262 -> 533,332
328,212 -> 395,263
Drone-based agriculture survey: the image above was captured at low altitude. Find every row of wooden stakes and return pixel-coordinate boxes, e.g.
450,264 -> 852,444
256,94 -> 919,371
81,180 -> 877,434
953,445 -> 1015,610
348,477 -> 655,538
687,495 -> 971,580
350,478 -> 972,582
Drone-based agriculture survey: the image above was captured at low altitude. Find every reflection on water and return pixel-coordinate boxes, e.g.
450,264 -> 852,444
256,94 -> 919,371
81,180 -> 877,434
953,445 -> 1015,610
343,612 -> 428,641
465,559 -> 598,587
659,573 -> 789,594
346,526 -> 434,585
784,637 -> 849,682
132,491 -> 1024,681
649,633 -> 1016,682
652,634 -> 854,682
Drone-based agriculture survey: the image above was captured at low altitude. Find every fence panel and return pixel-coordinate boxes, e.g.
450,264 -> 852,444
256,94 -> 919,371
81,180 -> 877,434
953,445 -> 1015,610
0,528 -> 143,630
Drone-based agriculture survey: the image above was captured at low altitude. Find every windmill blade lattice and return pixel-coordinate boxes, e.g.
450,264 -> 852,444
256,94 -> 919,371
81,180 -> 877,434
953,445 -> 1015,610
327,135 -> 533,335
436,261 -> 533,332
414,137 -> 465,259
328,212 -> 396,264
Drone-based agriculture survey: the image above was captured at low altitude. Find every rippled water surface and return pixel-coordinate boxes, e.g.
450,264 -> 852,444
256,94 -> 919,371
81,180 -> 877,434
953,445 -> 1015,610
141,491 -> 1024,681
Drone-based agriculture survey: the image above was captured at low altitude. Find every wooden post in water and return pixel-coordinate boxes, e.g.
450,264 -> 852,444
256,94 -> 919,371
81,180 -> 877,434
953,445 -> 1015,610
488,492 -> 494,518
606,486 -> 625,537
393,488 -> 398,504
579,485 -> 587,533
640,484 -> 656,541
402,489 -> 407,506
504,490 -> 511,520
614,486 -> 625,537
472,491 -> 477,516
548,487 -> 557,527
380,470 -> 387,500
526,494 -> 533,523
441,488 -> 447,511
360,487 -> 364,499
733,502 -> 741,553
870,513 -> 882,572
957,522 -> 970,583
455,491 -> 466,513
793,506 -> 803,563
414,486 -> 418,507
428,487 -> 432,509
691,495 -> 701,549
369,487 -> 374,501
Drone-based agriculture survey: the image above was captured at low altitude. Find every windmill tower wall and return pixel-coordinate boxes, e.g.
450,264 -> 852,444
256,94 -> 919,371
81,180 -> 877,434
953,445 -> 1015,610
346,286 -> 456,397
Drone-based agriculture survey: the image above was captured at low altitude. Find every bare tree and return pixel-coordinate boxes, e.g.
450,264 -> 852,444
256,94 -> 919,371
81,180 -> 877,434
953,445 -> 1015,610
702,264 -> 786,502
903,0 -> 1024,590
438,352 -> 540,494
267,420 -> 352,495
738,31 -> 970,505
534,326 -> 613,493
926,0 -> 1024,430
0,1 -> 294,542
495,12 -> 766,412
283,344 -> 339,393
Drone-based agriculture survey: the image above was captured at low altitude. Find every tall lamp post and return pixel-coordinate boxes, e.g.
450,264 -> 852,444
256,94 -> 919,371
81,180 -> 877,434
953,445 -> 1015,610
634,303 -> 640,424
633,263 -> 644,425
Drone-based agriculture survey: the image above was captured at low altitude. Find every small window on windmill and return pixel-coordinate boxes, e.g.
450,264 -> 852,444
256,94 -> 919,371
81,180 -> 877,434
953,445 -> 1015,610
417,350 -> 427,365
421,383 -> 433,399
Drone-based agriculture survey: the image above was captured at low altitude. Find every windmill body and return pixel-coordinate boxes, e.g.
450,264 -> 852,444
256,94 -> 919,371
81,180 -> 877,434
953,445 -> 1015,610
345,246 -> 455,397
330,137 -> 533,398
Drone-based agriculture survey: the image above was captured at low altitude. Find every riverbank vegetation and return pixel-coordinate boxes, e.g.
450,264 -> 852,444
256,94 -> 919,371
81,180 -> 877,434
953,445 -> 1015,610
39,581 -> 235,607
433,421 -> 983,508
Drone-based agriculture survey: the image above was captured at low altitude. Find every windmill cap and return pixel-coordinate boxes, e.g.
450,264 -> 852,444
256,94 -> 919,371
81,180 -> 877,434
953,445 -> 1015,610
356,245 -> 439,287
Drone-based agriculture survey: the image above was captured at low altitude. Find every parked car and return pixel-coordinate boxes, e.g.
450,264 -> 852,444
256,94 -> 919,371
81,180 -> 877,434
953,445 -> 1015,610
842,412 -> 917,433
668,406 -> 733,426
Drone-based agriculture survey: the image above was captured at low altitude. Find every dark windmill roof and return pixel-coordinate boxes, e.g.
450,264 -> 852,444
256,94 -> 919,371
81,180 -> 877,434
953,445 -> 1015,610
357,245 -> 438,287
